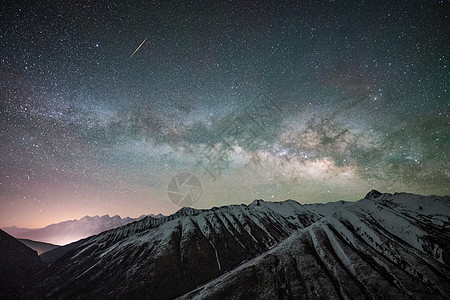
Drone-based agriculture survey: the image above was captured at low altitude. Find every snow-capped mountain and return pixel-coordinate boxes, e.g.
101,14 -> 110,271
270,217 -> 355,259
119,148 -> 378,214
181,191 -> 450,299
10,191 -> 450,299
2,214 -> 159,245
22,200 -> 320,299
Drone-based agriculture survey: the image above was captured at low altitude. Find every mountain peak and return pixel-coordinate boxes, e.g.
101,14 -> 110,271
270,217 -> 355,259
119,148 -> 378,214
250,199 -> 265,206
175,206 -> 201,216
364,189 -> 382,200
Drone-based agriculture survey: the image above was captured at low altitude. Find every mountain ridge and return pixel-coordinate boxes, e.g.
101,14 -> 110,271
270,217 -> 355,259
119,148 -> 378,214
179,191 -> 450,299
21,199 -> 321,299
6,191 -> 450,299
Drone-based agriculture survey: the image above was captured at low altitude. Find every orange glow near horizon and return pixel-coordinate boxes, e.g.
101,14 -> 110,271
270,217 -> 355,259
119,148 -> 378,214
0,178 -> 179,228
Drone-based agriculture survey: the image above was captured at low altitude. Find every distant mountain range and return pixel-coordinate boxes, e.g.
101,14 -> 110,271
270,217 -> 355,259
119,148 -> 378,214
1,191 -> 449,299
2,214 -> 163,245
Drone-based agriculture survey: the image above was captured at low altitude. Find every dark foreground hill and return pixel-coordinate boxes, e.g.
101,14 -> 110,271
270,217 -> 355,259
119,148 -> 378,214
0,230 -> 46,296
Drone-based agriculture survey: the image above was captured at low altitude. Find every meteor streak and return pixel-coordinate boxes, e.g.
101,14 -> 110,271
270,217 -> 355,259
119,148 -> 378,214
129,38 -> 148,58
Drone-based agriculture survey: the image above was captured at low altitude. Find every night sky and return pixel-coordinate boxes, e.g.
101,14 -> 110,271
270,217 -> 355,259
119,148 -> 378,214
1,0 -> 449,228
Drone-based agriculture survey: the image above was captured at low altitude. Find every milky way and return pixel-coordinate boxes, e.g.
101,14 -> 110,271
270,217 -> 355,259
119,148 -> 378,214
1,0 -> 448,227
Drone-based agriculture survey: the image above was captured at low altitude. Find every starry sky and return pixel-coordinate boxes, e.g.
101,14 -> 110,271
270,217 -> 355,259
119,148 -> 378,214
1,0 -> 449,228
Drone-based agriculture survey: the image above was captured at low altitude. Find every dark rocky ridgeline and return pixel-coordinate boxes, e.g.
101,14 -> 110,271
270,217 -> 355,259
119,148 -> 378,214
0,229 -> 46,299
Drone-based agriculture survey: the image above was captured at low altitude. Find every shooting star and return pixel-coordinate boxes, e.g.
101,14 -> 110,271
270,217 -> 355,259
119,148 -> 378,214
129,37 -> 148,59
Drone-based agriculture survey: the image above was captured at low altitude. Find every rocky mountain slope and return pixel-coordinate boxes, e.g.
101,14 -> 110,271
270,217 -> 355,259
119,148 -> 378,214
12,191 -> 450,299
22,200 -> 319,299
180,191 -> 450,299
